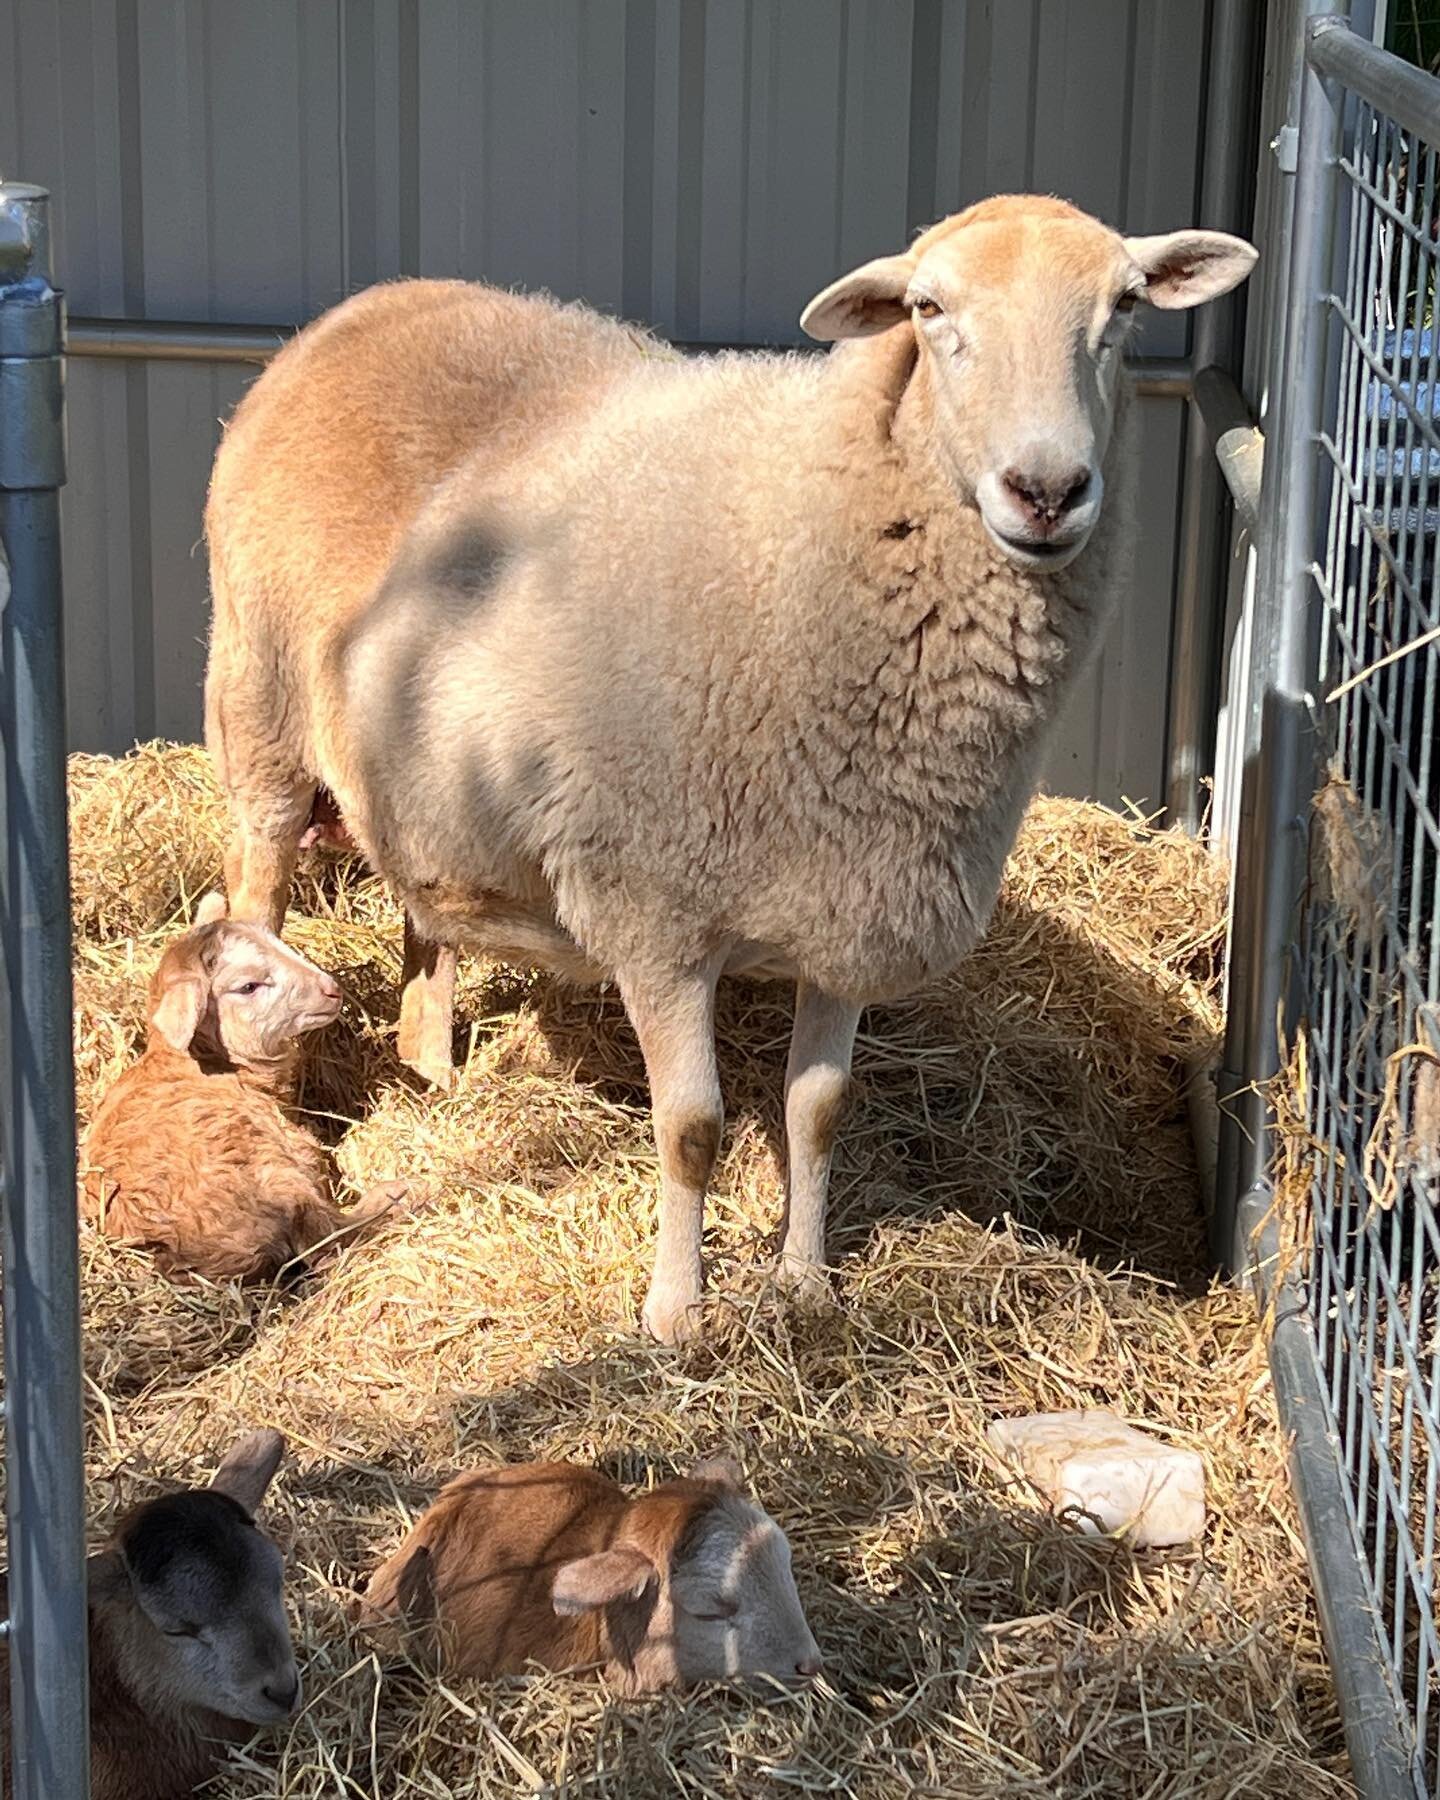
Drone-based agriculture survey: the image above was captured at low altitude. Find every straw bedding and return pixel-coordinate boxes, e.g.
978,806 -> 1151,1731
55,742 -> 1349,1798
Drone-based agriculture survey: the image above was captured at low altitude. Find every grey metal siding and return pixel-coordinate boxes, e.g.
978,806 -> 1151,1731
4,0 -> 1213,807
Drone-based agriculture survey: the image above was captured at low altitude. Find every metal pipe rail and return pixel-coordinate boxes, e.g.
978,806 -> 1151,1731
1166,0 -> 1264,832
0,181 -> 91,1800
61,315 -> 1196,399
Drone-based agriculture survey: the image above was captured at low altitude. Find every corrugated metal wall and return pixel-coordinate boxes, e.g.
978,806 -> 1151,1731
2,0 -> 1215,807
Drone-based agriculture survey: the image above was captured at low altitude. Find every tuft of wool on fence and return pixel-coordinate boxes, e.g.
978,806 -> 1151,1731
49,742 -> 1348,1798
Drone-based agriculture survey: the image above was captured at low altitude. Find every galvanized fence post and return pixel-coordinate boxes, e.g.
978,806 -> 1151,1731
1213,2 -> 1345,1279
0,180 -> 91,1800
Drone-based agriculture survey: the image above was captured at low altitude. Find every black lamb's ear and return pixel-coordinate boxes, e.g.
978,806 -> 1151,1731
209,1429 -> 285,1514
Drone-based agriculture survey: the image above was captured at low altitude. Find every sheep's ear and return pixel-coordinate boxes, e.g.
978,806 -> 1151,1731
551,1546 -> 656,1616
150,974 -> 208,1051
800,254 -> 915,341
1123,230 -> 1257,310
210,1429 -> 285,1515
689,1456 -> 744,1492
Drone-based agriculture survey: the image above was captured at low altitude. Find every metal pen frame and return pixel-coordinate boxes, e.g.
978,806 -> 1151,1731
0,180 -> 91,1800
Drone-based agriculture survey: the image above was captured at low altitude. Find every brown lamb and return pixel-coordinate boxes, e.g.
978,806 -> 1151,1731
360,1458 -> 821,1692
82,919 -> 406,1281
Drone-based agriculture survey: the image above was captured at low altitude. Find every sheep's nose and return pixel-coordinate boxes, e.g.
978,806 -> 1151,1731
263,1674 -> 300,1713
318,976 -> 342,1003
795,1653 -> 823,1679
1001,465 -> 1091,531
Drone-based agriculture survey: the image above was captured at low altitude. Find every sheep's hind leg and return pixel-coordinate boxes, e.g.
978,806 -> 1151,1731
398,914 -> 458,1091
621,956 -> 726,1346
777,983 -> 861,1304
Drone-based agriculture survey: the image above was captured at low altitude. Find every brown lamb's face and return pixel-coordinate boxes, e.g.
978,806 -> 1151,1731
148,920 -> 342,1066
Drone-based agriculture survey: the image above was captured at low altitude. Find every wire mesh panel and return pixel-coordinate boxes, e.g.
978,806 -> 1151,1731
1296,43 -> 1440,1798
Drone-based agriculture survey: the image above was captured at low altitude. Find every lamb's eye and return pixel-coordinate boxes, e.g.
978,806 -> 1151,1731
913,297 -> 942,321
234,981 -> 263,996
164,1623 -> 201,1639
1114,292 -> 1139,315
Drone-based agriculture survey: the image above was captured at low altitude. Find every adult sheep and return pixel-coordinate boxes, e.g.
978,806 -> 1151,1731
204,195 -> 1255,1345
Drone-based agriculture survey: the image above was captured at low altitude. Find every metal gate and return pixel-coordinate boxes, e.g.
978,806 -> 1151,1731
1214,10 -> 1440,1795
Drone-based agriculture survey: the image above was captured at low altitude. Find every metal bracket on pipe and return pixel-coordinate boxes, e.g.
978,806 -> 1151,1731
1193,365 -> 1264,535
0,184 -> 47,281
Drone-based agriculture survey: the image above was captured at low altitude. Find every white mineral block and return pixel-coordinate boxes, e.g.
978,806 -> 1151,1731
987,1409 -> 1206,1548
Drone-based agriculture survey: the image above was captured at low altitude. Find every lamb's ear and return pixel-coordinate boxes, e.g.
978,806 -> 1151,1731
394,1544 -> 437,1626
689,1456 -> 744,1492
1123,230 -> 1258,310
210,1429 -> 285,1515
800,254 -> 915,341
551,1547 -> 656,1616
150,973 -> 208,1051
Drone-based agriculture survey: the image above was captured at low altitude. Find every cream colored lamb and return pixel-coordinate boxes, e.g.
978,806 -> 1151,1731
83,920 -> 407,1281
202,195 -> 1255,1343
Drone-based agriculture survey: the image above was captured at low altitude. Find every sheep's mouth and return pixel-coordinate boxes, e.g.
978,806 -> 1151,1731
984,522 -> 1089,572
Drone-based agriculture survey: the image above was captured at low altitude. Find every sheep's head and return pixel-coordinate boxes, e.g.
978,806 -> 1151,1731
800,194 -> 1256,573
147,919 -> 342,1068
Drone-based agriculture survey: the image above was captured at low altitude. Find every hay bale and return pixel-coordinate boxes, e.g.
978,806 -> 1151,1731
49,746 -> 1344,1796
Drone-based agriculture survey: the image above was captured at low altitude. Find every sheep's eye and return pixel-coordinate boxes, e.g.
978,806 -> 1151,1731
1114,292 -> 1139,315
164,1624 -> 201,1639
913,297 -> 942,321
234,981 -> 264,996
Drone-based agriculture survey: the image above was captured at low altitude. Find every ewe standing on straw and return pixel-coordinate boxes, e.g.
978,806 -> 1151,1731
201,195 -> 1254,1344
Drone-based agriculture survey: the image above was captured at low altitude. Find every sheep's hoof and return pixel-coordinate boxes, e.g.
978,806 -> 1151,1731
195,890 -> 229,924
774,1255 -> 833,1309
641,1280 -> 705,1347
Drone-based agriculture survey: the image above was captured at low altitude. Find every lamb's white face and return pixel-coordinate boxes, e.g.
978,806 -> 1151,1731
663,1494 -> 822,1689
148,920 -> 342,1065
549,1467 -> 822,1693
800,197 -> 1257,575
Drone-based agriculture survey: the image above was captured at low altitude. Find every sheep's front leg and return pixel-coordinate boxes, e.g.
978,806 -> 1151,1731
398,914 -> 458,1091
778,983 -> 861,1302
621,959 -> 725,1346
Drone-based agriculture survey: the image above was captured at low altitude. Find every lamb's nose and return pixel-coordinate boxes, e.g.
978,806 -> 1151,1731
795,1653 -> 824,1679
318,976 -> 341,1003
263,1674 -> 300,1713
